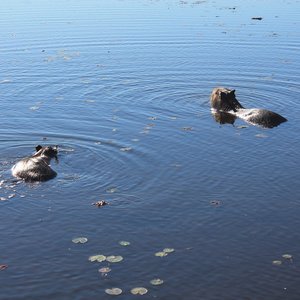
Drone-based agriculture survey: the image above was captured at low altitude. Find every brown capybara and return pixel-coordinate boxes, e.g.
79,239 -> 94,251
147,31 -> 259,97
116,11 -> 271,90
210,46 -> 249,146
12,145 -> 58,182
210,88 -> 287,128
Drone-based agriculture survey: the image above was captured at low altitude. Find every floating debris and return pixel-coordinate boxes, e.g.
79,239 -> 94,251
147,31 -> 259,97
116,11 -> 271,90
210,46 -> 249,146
99,267 -> 111,274
119,241 -> 130,246
182,127 -> 193,131
148,116 -> 157,120
89,255 -> 106,262
272,260 -> 282,266
106,255 -> 123,263
105,288 -> 122,296
252,17 -> 263,20
72,237 -> 88,244
92,200 -> 108,207
0,197 -> 7,201
210,200 -> 222,206
131,287 -> 148,295
0,265 -> 8,271
150,278 -> 164,286
120,147 -> 132,152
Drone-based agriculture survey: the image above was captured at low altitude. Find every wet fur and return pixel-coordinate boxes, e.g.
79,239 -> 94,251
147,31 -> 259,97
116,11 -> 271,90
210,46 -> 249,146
210,87 -> 287,128
12,145 -> 58,182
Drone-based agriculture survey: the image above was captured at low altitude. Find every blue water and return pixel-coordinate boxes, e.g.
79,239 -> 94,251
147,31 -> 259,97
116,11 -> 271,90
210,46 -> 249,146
1,0 -> 300,299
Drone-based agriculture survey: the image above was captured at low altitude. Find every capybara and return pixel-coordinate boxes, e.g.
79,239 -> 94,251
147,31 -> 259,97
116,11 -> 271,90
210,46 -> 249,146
210,88 -> 287,128
12,145 -> 58,182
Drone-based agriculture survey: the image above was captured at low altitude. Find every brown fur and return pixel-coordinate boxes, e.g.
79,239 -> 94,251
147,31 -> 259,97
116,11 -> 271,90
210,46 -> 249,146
210,87 -> 287,128
12,145 -> 58,182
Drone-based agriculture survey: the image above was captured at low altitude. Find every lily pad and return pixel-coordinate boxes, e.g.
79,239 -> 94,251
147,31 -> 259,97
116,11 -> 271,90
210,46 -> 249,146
282,254 -> 293,260
119,241 -> 130,246
155,251 -> 168,257
89,255 -> 106,262
163,248 -> 175,253
105,288 -> 122,295
150,278 -> 164,285
72,237 -> 88,244
106,255 -> 123,263
131,287 -> 148,295
99,267 -> 111,273
272,260 -> 282,265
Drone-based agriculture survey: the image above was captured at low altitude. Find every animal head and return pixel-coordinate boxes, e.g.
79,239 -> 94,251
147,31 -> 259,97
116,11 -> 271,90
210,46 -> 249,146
35,145 -> 58,159
211,88 -> 244,112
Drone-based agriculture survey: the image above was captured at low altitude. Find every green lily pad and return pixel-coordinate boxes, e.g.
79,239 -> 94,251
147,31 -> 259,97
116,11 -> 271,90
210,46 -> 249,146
99,267 -> 111,273
89,255 -> 106,262
150,278 -> 164,285
105,288 -> 122,295
106,255 -> 123,263
272,260 -> 282,265
119,241 -> 130,246
131,287 -> 148,295
163,248 -> 175,253
155,251 -> 168,257
282,254 -> 293,260
72,237 -> 88,244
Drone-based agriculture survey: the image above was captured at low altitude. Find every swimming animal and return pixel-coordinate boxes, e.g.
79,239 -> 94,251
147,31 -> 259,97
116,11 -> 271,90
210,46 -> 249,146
210,87 -> 287,128
11,145 -> 58,182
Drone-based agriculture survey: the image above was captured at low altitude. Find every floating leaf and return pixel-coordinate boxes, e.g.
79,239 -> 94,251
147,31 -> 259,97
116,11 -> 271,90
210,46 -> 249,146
89,255 -> 106,262
99,267 -> 111,273
155,251 -> 168,257
150,278 -> 164,285
163,248 -> 175,253
92,200 -> 108,207
282,254 -> 293,260
72,237 -> 88,244
105,288 -> 122,295
106,255 -> 123,263
119,241 -> 130,246
272,260 -> 282,265
131,287 -> 148,295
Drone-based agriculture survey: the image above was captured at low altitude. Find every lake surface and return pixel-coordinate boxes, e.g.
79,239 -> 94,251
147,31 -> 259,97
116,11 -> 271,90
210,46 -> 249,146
1,0 -> 300,299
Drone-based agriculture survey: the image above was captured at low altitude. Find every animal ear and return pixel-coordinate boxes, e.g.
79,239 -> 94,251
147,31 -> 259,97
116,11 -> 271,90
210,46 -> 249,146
230,89 -> 236,95
35,145 -> 42,152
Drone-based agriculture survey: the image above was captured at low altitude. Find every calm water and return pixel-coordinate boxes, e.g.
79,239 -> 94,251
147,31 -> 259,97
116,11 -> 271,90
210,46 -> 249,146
1,0 -> 300,299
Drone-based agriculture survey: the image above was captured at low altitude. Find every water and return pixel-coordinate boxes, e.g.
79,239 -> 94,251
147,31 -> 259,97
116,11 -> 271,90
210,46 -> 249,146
1,0 -> 300,299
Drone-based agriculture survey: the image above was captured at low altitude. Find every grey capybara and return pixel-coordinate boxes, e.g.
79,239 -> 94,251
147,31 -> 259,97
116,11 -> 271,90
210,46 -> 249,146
210,87 -> 287,128
12,145 -> 58,182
